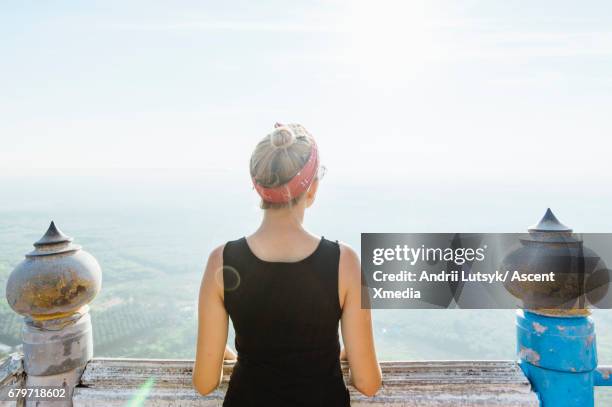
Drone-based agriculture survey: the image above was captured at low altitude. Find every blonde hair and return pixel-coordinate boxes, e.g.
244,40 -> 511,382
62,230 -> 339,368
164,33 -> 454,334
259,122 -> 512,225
250,124 -> 316,209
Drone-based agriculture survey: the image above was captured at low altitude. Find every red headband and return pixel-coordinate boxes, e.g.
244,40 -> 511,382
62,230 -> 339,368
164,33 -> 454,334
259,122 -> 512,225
252,141 -> 319,204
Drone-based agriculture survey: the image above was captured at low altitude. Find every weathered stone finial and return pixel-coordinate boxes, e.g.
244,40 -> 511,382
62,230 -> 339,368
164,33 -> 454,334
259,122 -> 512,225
6,221 -> 100,320
5,222 -> 102,406
502,209 -> 608,314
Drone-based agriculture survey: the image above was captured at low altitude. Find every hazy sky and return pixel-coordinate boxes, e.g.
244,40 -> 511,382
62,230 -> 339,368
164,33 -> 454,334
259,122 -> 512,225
1,0 -> 611,182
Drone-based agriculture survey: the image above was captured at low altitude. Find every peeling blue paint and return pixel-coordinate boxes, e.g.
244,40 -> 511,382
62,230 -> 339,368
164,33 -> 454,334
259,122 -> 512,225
517,310 -> 611,407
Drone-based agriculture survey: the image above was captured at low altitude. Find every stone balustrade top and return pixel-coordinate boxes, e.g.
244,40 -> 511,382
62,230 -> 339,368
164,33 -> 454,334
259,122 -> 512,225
26,357 -> 543,406
1,354 -> 540,406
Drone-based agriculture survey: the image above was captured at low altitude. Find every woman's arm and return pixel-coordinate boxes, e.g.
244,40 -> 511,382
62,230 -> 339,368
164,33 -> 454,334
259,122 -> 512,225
192,245 -> 230,395
339,243 -> 382,397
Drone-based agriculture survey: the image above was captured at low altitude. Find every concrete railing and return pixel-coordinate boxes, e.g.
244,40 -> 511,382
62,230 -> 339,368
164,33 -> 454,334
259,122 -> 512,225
1,353 -> 538,406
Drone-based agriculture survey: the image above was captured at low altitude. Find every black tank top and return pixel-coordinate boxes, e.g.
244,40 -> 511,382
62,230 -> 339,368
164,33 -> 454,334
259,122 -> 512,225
222,236 -> 350,407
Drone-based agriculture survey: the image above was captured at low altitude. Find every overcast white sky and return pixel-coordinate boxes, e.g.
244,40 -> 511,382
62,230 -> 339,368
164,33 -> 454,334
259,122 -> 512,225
1,0 -> 611,182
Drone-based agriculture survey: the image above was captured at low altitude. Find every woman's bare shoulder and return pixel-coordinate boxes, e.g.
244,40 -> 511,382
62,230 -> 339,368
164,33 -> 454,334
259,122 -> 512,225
208,244 -> 226,262
337,241 -> 361,283
201,244 -> 226,294
204,244 -> 225,270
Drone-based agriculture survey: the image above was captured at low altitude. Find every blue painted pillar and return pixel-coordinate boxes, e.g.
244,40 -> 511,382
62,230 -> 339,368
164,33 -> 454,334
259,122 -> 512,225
517,310 -> 597,406
507,209 -> 612,406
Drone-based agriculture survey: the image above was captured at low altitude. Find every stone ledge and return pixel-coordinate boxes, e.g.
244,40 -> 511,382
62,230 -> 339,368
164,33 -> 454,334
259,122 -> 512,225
72,358 -> 538,406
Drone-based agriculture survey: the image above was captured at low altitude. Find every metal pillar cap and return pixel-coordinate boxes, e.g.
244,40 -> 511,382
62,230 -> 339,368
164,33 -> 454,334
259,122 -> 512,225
27,221 -> 82,257
501,209 -> 608,311
528,208 -> 572,233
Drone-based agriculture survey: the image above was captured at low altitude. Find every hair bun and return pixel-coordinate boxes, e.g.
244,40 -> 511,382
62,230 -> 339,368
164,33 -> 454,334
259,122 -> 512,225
270,126 -> 296,149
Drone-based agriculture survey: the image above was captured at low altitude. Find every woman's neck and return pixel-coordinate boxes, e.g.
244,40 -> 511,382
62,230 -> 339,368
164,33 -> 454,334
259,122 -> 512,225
257,205 -> 306,235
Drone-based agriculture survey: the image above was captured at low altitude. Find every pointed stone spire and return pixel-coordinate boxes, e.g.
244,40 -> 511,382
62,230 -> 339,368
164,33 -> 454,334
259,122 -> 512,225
28,221 -> 79,257
528,208 -> 572,233
33,220 -> 73,247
